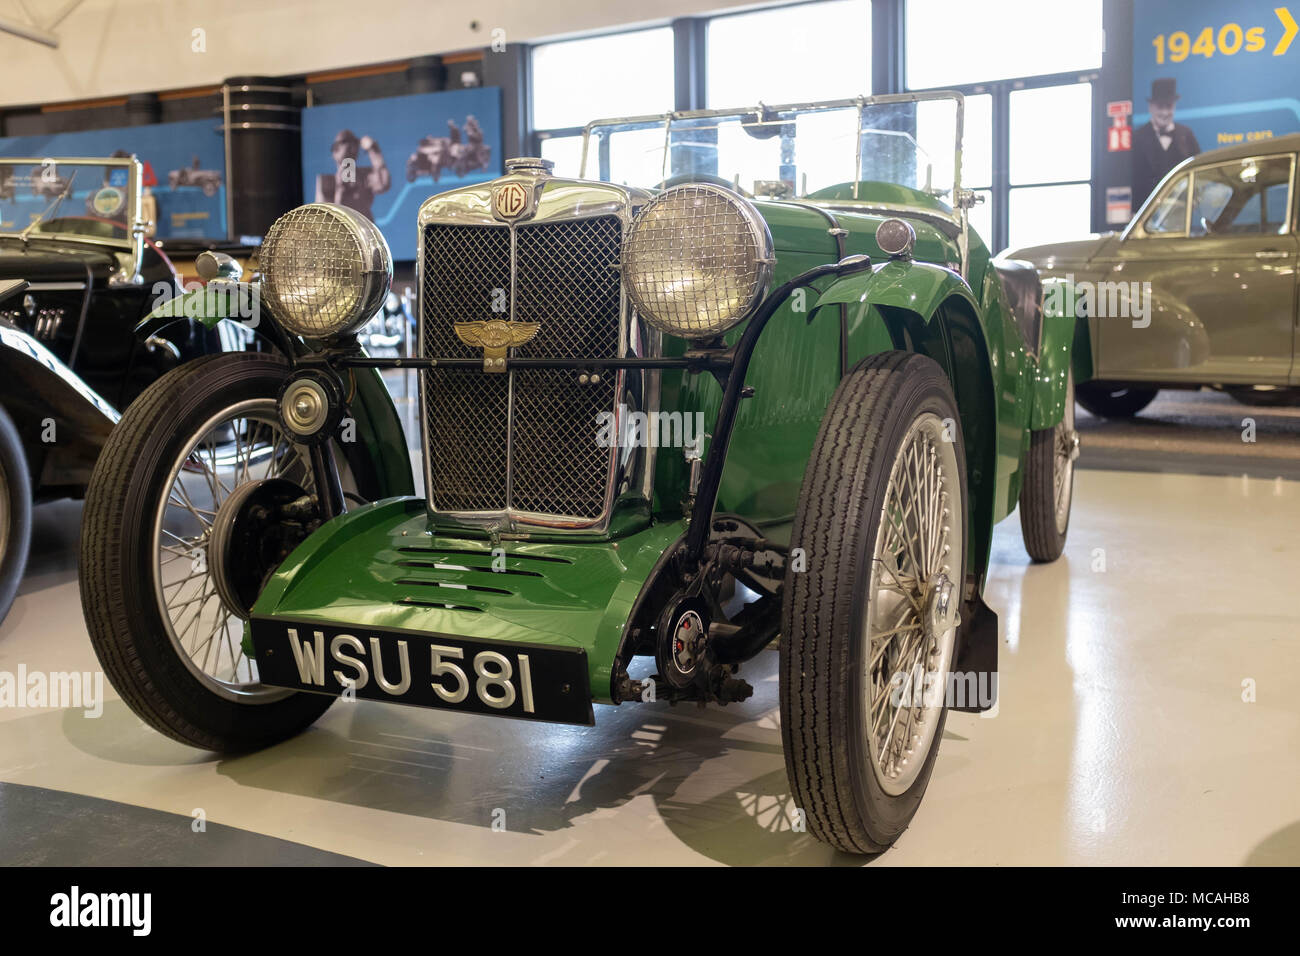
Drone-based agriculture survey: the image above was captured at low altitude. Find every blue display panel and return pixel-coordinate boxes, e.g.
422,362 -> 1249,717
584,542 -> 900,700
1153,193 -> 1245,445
0,118 -> 227,239
1132,1 -> 1300,200
300,87 -> 503,261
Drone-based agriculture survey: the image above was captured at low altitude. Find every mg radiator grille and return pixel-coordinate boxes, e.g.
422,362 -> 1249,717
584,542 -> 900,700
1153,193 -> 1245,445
421,216 -> 622,521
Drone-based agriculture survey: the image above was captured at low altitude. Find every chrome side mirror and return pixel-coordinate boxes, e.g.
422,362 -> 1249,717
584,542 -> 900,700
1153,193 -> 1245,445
196,250 -> 243,282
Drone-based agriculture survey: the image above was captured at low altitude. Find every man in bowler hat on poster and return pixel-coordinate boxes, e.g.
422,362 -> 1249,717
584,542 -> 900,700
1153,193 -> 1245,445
1132,77 -> 1200,205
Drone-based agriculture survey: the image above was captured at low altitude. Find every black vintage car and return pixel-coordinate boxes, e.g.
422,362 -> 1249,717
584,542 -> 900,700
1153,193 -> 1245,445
0,156 -> 233,622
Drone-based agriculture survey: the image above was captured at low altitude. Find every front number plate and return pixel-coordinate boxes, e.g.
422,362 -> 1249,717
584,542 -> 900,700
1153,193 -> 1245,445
250,618 -> 593,725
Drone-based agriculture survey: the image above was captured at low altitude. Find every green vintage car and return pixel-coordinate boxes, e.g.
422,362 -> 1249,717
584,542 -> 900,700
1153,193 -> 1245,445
1010,133 -> 1299,416
80,92 -> 1077,854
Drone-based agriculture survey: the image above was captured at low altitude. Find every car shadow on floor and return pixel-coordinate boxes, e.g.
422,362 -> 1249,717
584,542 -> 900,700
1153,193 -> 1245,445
1243,821 -> 1300,865
62,650 -> 887,865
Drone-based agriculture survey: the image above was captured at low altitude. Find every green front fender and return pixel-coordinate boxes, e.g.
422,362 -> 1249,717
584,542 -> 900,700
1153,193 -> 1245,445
136,283 -> 256,336
811,258 -> 982,323
140,286 -> 414,499
808,258 -> 1001,591
1029,276 -> 1077,431
343,367 -> 417,499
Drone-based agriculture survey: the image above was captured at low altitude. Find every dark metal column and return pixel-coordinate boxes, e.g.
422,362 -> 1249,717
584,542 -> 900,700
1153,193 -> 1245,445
124,92 -> 161,126
481,44 -> 529,159
1096,0 -> 1135,232
872,0 -> 905,95
219,77 -> 302,240
673,17 -> 707,111
408,55 -> 447,94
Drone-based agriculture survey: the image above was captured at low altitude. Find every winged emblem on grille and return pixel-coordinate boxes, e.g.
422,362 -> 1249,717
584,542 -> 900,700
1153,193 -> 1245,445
454,319 -> 540,373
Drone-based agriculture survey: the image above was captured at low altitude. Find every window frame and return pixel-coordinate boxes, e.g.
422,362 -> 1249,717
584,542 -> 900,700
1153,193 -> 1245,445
1188,154 -> 1296,239
1134,171 -> 1191,238
528,23 -> 678,168
1131,153 -> 1298,241
519,0 -> 1102,252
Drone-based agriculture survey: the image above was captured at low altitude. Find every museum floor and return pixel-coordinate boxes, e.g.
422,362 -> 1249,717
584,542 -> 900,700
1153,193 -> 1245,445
2,389 -> 1298,866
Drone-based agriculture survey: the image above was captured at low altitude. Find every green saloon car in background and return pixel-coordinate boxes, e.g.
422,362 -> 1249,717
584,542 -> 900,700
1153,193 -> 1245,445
79,92 -> 1078,854
1010,134 -> 1299,417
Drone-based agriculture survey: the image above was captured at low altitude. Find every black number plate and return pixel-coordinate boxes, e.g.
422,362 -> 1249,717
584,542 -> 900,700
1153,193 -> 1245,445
250,618 -> 593,725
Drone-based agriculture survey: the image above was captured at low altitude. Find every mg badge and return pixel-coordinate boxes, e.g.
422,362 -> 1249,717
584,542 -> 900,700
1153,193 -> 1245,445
493,181 -> 531,220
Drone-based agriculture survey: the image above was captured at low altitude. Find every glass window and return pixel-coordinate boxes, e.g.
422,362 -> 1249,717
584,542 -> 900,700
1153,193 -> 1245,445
906,0 -> 1102,89
608,126 -> 670,187
1144,175 -> 1189,235
1008,182 -> 1091,250
531,28 -> 674,130
1189,157 -> 1293,236
707,0 -> 871,106
1009,84 -> 1092,185
539,135 -> 585,178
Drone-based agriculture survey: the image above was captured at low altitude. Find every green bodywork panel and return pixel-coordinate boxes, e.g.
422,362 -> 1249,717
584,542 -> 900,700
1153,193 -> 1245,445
345,367 -> 417,498
251,497 -> 685,703
138,285 -> 251,332
1031,276 -> 1076,430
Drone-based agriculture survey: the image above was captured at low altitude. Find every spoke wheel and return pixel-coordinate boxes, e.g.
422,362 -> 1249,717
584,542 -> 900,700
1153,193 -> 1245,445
151,399 -> 317,702
1053,378 -> 1077,534
782,351 -> 969,854
81,354 -> 337,752
1019,371 -> 1076,562
867,412 -> 962,795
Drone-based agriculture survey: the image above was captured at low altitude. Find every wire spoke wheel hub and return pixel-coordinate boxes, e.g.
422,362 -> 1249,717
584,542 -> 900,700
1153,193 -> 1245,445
866,412 -> 963,796
150,399 -> 318,703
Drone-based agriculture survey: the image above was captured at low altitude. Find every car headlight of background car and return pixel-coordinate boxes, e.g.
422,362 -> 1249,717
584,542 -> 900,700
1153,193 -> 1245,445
260,203 -> 392,339
622,184 -> 773,339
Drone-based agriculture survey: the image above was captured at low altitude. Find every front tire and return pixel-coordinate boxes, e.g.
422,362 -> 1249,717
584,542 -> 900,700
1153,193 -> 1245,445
0,406 -> 32,626
782,352 -> 968,854
1018,372 -> 1077,562
81,353 -> 334,751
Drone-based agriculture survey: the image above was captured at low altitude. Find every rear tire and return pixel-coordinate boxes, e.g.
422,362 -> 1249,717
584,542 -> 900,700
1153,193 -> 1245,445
1019,372 -> 1076,562
0,406 -> 32,626
1075,382 -> 1157,418
782,352 -> 968,854
81,353 -> 334,751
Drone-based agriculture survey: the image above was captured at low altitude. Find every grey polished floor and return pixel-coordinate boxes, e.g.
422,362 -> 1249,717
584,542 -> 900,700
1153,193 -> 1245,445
3,464 -> 1299,865
1,386 -> 1298,865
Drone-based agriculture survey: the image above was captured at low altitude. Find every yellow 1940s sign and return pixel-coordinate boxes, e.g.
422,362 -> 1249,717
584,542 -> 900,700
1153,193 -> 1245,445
1151,7 -> 1296,63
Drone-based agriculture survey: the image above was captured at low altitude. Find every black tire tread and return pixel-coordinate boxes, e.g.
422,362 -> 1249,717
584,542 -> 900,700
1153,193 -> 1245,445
0,405 -> 32,625
1018,425 -> 1066,562
780,351 -> 957,855
80,353 -> 331,752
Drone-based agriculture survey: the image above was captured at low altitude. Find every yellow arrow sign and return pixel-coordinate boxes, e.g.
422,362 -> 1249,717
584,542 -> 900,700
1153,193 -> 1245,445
1277,6 -> 1298,55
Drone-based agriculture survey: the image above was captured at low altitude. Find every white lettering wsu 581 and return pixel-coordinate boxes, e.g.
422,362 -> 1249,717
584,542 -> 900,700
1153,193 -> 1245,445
284,628 -> 536,712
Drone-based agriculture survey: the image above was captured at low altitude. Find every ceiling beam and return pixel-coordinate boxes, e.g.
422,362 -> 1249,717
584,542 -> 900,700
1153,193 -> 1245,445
0,0 -> 85,49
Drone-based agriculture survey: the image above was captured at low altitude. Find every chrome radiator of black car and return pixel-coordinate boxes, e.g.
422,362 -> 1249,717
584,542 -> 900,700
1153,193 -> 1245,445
420,216 -> 622,524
